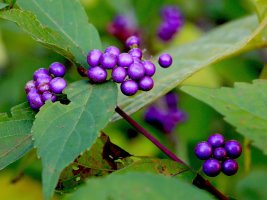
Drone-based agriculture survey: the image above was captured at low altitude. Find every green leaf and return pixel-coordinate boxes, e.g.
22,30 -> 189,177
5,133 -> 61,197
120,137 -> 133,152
251,0 -> 267,21
0,103 -> 35,169
0,9 -> 74,61
112,15 -> 267,121
0,3 -> 8,10
236,170 -> 267,200
32,80 -> 117,200
17,0 -> 101,66
181,80 -> 267,154
64,172 -> 215,200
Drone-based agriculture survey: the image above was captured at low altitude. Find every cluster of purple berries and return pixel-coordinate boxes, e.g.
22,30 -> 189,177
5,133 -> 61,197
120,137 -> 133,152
86,36 -> 173,96
157,6 -> 184,41
195,133 -> 242,177
144,92 -> 186,134
24,62 -> 67,110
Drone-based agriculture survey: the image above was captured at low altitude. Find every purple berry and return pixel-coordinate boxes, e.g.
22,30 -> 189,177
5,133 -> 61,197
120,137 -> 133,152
120,80 -> 138,96
42,91 -> 56,102
194,141 -> 212,160
112,66 -> 127,83
128,62 -> 145,80
213,147 -> 227,160
87,66 -> 107,83
117,53 -> 134,67
207,133 -> 224,148
25,80 -> 36,94
202,158 -> 221,177
165,92 -> 178,110
33,68 -> 50,81
142,60 -> 156,77
49,62 -> 66,77
105,46 -> 120,57
126,36 -> 140,48
87,49 -> 102,67
224,140 -> 242,159
49,77 -> 67,94
139,76 -> 154,91
129,48 -> 142,59
158,53 -> 172,68
37,83 -> 50,93
27,91 -> 44,110
221,159 -> 238,176
100,53 -> 117,69
35,76 -> 52,87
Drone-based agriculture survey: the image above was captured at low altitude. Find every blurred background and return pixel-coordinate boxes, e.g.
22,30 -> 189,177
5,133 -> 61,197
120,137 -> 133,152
0,0 -> 266,199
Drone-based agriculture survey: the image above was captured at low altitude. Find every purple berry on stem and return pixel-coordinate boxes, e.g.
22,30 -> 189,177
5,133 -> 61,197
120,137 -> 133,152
33,68 -> 50,81
207,133 -> 224,148
49,77 -> 67,94
105,46 -> 120,57
49,62 -> 66,77
126,35 -> 140,49
25,80 -> 36,94
128,62 -> 145,80
213,147 -> 227,160
27,91 -> 44,110
158,53 -> 172,68
129,48 -> 142,59
112,66 -> 127,83
120,80 -> 138,96
139,76 -> 154,91
224,140 -> 242,159
221,159 -> 238,176
87,66 -> 107,83
35,76 -> 52,87
142,60 -> 156,77
37,83 -> 50,93
117,53 -> 134,67
202,158 -> 221,177
87,49 -> 102,67
194,141 -> 212,160
100,53 -> 117,69
42,91 -> 56,102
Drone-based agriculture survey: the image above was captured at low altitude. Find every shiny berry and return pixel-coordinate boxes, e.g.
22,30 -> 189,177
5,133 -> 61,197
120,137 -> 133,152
202,158 -> 221,177
41,91 -> 56,102
194,141 -> 212,160
128,62 -> 145,80
120,80 -> 138,96
224,140 -> 242,159
25,80 -> 36,94
126,36 -> 140,48
207,133 -> 224,148
129,48 -> 142,59
139,76 -> 154,91
49,77 -> 67,94
213,147 -> 227,160
142,60 -> 156,77
27,91 -> 44,110
87,49 -> 102,67
100,53 -> 117,69
87,66 -> 107,83
35,76 -> 52,87
49,62 -> 66,77
105,46 -> 120,57
37,83 -> 50,93
33,68 -> 50,80
112,66 -> 127,83
221,159 -> 238,176
158,53 -> 172,68
117,53 -> 133,67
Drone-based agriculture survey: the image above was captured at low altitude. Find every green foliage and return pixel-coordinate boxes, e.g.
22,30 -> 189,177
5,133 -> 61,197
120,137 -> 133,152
0,103 -> 35,169
32,80 -> 117,200
251,0 -> 267,20
236,170 -> 267,200
0,3 -> 8,9
112,15 -> 267,121
182,80 -> 267,154
64,172 -> 215,200
16,0 -> 101,66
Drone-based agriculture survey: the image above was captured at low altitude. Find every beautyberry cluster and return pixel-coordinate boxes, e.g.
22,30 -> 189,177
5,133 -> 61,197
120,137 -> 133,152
157,6 -> 184,41
144,92 -> 186,134
195,133 -> 242,177
24,62 -> 67,110
86,36 -> 173,96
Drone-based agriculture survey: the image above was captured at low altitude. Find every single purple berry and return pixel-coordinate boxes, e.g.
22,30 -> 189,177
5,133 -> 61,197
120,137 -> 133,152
142,60 -> 156,77
221,159 -> 238,176
37,83 -> 50,93
27,91 -> 44,110
133,57 -> 142,64
224,140 -> 242,159
129,48 -> 142,59
165,92 -> 178,110
33,68 -> 50,81
25,80 -> 36,94
157,22 -> 176,41
125,35 -> 140,49
120,80 -> 138,96
105,46 -> 120,57
117,53 -> 134,67
128,62 -> 145,80
139,76 -> 154,91
207,133 -> 224,148
158,53 -> 172,68
49,62 -> 66,77
35,76 -> 52,87
41,91 -> 56,102
213,147 -> 227,160
112,66 -> 127,83
49,77 -> 67,94
87,49 -> 102,67
87,66 -> 107,83
202,158 -> 221,177
100,53 -> 117,69
194,141 -> 213,160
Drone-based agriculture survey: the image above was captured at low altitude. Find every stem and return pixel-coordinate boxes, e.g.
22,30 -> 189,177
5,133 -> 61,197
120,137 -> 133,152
115,106 -> 229,200
244,138 -> 251,174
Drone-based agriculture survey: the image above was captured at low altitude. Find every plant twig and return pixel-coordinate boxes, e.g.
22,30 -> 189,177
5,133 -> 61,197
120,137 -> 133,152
115,106 -> 229,200
244,138 -> 251,174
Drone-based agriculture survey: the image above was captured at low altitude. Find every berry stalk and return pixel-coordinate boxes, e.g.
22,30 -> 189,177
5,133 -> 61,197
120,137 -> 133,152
244,138 -> 251,174
115,106 -> 229,200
